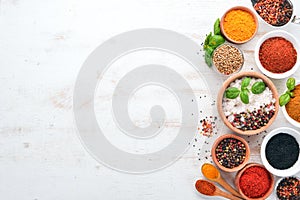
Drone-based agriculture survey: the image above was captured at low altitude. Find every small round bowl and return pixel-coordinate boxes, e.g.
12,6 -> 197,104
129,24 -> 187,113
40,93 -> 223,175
217,71 -> 279,135
282,80 -> 300,128
235,163 -> 274,200
261,127 -> 300,177
275,176 -> 300,200
211,134 -> 250,172
212,43 -> 244,76
254,30 -> 300,79
220,6 -> 258,44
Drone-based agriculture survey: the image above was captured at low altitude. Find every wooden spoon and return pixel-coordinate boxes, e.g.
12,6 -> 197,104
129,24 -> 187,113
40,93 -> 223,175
195,179 -> 244,200
201,163 -> 243,198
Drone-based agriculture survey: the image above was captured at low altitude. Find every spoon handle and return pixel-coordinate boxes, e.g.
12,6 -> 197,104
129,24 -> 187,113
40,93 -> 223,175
217,190 -> 244,200
218,177 -> 243,198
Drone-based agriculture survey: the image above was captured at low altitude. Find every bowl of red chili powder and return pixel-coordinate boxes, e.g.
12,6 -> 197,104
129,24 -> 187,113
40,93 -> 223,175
255,30 -> 299,79
235,163 -> 274,200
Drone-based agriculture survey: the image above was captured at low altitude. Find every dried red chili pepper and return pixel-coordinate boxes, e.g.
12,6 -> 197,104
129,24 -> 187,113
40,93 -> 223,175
259,37 -> 297,73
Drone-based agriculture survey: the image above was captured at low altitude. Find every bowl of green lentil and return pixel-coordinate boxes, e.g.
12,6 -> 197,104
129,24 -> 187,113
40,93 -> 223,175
212,43 -> 244,76
211,134 -> 250,172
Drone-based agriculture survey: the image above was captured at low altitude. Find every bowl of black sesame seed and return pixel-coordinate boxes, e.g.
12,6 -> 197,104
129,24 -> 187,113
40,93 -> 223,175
211,134 -> 250,172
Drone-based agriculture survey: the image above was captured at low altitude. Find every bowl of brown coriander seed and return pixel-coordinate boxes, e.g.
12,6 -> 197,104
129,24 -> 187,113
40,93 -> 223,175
212,43 -> 244,76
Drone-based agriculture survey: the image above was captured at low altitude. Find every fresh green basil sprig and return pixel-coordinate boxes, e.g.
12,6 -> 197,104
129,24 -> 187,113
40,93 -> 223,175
279,77 -> 296,106
225,77 -> 266,104
203,18 -> 225,67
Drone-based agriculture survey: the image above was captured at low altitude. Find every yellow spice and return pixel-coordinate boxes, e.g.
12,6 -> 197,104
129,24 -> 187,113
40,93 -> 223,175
223,9 -> 256,42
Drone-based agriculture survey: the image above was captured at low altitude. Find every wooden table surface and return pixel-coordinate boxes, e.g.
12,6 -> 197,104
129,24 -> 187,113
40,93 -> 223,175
0,0 -> 300,199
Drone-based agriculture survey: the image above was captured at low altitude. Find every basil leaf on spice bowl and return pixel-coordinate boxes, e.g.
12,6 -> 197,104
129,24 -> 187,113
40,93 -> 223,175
220,6 -> 258,44
217,71 -> 279,135
281,79 -> 300,128
211,134 -> 250,172
235,163 -> 274,200
254,30 -> 300,79
275,176 -> 300,200
260,127 -> 300,177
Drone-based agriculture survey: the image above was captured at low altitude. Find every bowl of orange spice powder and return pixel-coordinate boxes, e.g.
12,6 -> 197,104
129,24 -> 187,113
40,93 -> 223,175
282,80 -> 300,128
220,6 -> 258,44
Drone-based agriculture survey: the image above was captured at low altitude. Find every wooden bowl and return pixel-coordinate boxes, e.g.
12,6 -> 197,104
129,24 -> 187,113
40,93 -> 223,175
211,134 -> 250,172
220,6 -> 258,44
235,163 -> 274,200
217,71 -> 279,135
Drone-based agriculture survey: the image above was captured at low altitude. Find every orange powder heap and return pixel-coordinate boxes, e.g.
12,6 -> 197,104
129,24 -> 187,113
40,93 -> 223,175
286,84 -> 300,122
223,9 -> 256,42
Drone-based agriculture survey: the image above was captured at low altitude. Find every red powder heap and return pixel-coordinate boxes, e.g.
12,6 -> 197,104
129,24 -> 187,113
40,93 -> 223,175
259,37 -> 297,74
239,166 -> 271,198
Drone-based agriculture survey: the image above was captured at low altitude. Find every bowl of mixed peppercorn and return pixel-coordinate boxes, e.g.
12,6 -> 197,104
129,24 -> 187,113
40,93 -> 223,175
255,30 -> 300,79
211,134 -> 250,172
275,176 -> 300,200
217,71 -> 279,135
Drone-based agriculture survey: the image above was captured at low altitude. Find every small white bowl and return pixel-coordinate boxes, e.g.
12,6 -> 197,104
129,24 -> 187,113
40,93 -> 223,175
261,127 -> 300,177
282,80 -> 300,128
274,176 -> 300,200
255,30 -> 300,79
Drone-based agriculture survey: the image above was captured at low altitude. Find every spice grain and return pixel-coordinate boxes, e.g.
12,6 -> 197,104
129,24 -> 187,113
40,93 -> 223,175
276,177 -> 300,200
286,84 -> 300,122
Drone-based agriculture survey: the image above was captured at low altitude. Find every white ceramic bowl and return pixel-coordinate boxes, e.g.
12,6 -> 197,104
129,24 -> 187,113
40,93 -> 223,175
282,80 -> 300,128
261,127 -> 300,177
255,30 -> 300,79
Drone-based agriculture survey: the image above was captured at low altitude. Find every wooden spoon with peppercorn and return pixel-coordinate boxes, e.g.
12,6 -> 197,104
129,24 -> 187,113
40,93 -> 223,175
201,163 -> 244,198
195,180 -> 244,200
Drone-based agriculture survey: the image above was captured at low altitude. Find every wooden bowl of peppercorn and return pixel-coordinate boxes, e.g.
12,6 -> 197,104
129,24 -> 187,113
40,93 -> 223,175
235,163 -> 274,200
217,71 -> 279,135
211,134 -> 250,172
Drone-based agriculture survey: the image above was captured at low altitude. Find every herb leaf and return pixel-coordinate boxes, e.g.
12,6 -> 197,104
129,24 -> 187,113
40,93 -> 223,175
279,93 -> 291,106
214,18 -> 221,35
240,89 -> 249,104
204,32 -> 212,50
225,87 -> 240,99
241,77 -> 251,88
286,77 -> 296,91
205,50 -> 213,67
251,81 -> 266,94
208,35 -> 225,49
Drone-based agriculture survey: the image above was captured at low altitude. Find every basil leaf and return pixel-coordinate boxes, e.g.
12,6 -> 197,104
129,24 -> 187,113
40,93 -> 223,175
241,77 -> 251,88
251,81 -> 266,94
279,93 -> 291,106
205,50 -> 213,67
240,89 -> 249,104
225,87 -> 240,99
204,32 -> 212,50
286,77 -> 296,91
208,35 -> 225,49
214,18 -> 221,35
286,91 -> 294,97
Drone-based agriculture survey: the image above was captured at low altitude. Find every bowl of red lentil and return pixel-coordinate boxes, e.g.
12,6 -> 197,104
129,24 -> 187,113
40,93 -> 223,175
235,163 -> 274,200
211,134 -> 250,172
255,30 -> 300,79
282,80 -> 300,128
217,71 -> 279,135
220,6 -> 258,44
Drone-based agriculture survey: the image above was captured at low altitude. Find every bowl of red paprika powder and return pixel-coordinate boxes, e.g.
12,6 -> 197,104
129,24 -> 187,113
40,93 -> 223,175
255,30 -> 300,79
235,163 -> 274,200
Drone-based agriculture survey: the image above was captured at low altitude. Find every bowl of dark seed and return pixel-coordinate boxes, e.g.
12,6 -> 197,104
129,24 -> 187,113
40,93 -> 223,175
211,134 -> 250,172
261,127 -> 300,177
275,176 -> 300,200
217,71 -> 279,135
212,44 -> 244,76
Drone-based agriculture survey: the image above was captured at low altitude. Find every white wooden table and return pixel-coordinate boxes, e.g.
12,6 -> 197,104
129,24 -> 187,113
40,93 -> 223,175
0,0 -> 300,199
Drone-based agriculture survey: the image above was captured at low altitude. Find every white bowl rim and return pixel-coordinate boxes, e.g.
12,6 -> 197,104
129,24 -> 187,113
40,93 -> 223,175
260,127 -> 300,177
254,30 -> 300,79
282,80 -> 300,128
